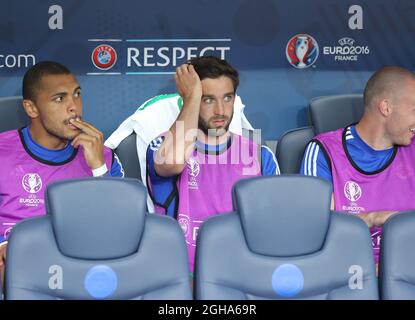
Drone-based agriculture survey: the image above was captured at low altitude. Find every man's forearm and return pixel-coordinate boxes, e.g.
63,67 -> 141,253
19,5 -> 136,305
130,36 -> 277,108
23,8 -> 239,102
155,93 -> 200,176
155,63 -> 203,177
356,211 -> 398,228
356,212 -> 374,228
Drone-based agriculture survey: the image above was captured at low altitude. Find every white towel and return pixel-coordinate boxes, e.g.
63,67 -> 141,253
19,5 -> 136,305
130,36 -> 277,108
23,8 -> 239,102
105,93 -> 254,211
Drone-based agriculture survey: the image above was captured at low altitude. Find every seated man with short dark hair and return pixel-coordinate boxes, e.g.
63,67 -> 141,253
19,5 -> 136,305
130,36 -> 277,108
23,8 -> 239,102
147,56 -> 280,273
0,61 -> 124,280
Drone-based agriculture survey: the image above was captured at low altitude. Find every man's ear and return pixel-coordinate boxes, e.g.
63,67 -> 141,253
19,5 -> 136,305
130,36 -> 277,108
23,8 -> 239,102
22,99 -> 39,119
378,99 -> 393,117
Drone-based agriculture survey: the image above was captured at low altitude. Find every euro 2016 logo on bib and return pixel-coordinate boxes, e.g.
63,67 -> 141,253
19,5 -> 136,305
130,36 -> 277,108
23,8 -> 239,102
177,215 -> 190,236
344,181 -> 362,202
286,34 -> 319,69
91,45 -> 117,70
22,173 -> 42,194
187,158 -> 200,177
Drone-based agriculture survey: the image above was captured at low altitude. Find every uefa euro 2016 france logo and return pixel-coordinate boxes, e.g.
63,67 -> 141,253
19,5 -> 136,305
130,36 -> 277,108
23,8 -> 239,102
177,215 -> 190,236
187,158 -> 200,177
286,34 -> 319,69
22,173 -> 42,194
91,44 -> 117,70
344,181 -> 362,202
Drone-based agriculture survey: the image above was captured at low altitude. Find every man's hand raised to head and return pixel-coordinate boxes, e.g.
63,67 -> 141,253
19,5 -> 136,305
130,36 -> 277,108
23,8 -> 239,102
175,63 -> 203,101
153,64 -> 203,177
69,118 -> 105,170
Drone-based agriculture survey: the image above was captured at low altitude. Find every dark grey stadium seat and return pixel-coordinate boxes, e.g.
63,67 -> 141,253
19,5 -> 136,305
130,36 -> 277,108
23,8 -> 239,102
275,127 -> 314,174
195,176 -> 378,300
310,94 -> 364,135
380,211 -> 415,300
276,94 -> 364,173
114,132 -> 141,180
5,178 -> 191,300
0,96 -> 29,132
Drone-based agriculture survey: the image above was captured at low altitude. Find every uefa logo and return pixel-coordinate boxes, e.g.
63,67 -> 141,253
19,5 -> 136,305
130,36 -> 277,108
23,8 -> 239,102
286,34 -> 319,69
344,181 -> 362,202
22,173 -> 42,194
91,44 -> 117,70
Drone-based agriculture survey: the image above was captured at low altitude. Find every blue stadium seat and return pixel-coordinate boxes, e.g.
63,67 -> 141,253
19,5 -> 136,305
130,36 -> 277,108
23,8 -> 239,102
0,96 -> 29,132
5,178 -> 191,300
379,211 -> 415,300
276,94 -> 364,173
310,94 -> 364,135
275,127 -> 314,174
195,176 -> 378,299
114,133 -> 141,180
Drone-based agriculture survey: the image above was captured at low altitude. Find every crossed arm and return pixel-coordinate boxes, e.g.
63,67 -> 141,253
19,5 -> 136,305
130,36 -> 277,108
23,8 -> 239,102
330,194 -> 398,227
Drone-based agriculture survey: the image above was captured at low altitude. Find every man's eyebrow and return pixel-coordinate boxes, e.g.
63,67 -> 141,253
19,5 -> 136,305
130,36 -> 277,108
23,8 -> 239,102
201,92 -> 234,99
50,91 -> 68,98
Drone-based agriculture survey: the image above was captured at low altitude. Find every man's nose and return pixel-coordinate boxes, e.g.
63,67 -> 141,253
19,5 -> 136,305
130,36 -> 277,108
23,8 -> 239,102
67,97 -> 80,115
215,100 -> 225,115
